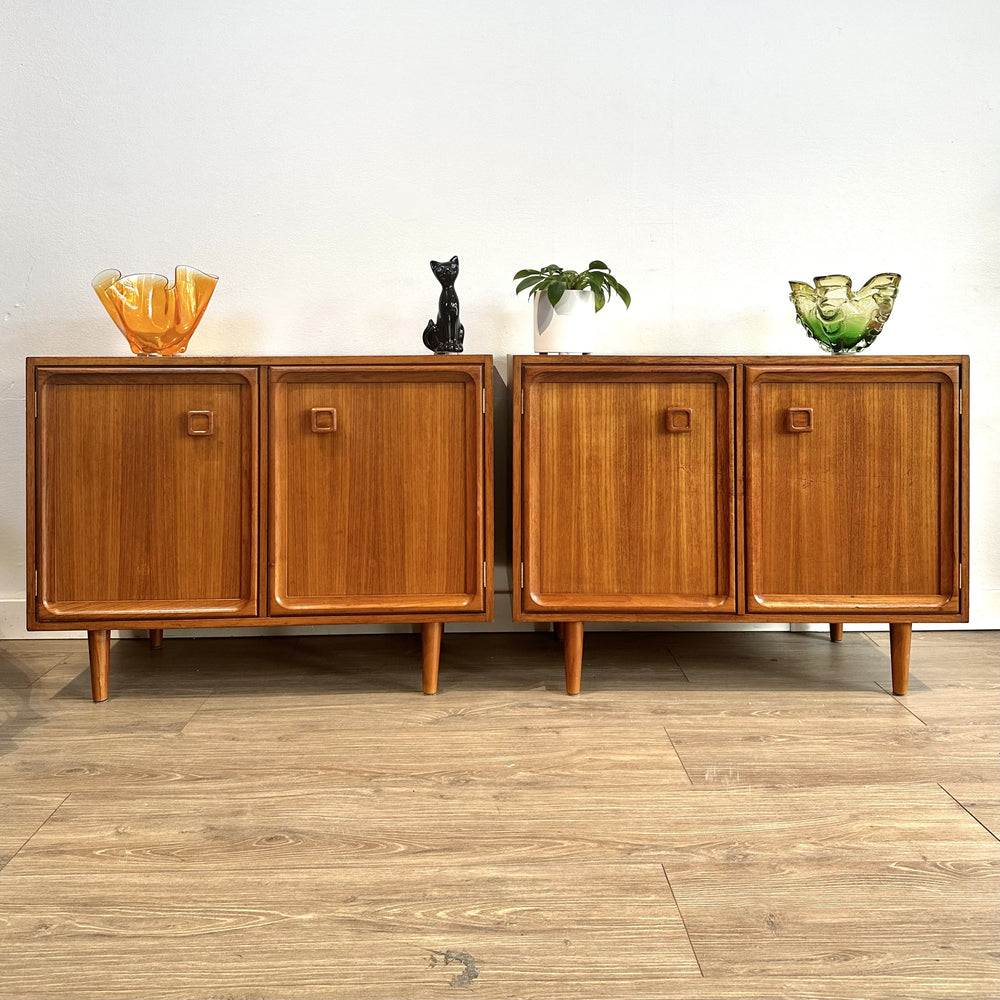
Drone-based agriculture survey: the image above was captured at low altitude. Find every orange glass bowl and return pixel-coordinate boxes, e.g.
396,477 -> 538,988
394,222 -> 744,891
93,265 -> 218,356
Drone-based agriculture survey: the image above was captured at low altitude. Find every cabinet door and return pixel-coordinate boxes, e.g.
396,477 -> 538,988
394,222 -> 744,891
35,368 -> 258,621
520,365 -> 736,614
269,365 -> 485,615
745,364 -> 960,614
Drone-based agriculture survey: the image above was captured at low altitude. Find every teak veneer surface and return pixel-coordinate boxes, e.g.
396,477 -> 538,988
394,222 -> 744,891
34,368 -> 258,620
523,366 -> 735,613
269,365 -> 483,614
745,365 -> 960,613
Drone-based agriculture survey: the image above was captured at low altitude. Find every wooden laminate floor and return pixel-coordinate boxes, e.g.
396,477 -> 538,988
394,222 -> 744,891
1,629 -> 997,1000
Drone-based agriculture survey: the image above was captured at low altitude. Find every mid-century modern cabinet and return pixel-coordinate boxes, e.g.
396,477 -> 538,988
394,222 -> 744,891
27,356 -> 494,700
512,356 -> 968,694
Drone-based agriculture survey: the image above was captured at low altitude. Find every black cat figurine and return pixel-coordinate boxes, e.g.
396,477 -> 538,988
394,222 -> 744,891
422,255 -> 465,354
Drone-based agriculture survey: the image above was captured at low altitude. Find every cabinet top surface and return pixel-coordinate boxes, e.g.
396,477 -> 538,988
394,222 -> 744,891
25,354 -> 969,365
511,354 -> 968,365
27,355 -> 493,368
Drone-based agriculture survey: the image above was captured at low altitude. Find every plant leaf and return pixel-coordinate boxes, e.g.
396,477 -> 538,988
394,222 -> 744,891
515,275 -> 543,295
547,281 -> 566,307
513,269 -> 539,280
592,285 -> 606,312
588,260 -> 609,271
610,278 -> 631,308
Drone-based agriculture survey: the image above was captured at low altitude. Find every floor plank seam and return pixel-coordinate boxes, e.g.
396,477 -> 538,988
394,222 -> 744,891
660,863 -> 704,977
0,792 -> 71,874
937,782 -> 1000,843
661,726 -> 695,785
861,631 -> 886,649
7,859 -> 779,876
874,681 -> 930,725
177,691 -> 223,733
25,653 -> 74,688
660,642 -> 692,682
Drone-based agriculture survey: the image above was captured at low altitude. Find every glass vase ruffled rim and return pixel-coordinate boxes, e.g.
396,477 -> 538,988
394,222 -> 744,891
93,265 -> 218,357
789,272 -> 900,355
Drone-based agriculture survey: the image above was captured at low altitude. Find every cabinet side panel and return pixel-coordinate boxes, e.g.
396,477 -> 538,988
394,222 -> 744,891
960,357 -> 970,614
746,367 -> 959,612
26,360 -> 37,626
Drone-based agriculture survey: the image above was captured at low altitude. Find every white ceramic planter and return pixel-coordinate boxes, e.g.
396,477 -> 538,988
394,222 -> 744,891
533,288 -> 596,354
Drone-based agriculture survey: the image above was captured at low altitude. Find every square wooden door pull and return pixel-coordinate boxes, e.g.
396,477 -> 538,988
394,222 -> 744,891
787,407 -> 813,433
186,410 -> 214,436
666,407 -> 693,432
311,407 -> 337,433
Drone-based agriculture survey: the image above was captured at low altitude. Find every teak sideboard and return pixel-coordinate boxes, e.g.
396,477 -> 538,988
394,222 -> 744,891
26,356 -> 494,700
511,355 -> 969,694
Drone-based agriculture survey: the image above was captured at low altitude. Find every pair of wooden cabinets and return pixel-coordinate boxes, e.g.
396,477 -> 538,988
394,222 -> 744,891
26,357 -> 493,699
26,355 -> 968,702
512,356 -> 968,695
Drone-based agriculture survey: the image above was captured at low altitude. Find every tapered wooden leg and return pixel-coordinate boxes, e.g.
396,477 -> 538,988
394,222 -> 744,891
830,623 -> 844,642
87,629 -> 110,703
149,628 -> 163,649
421,622 -> 443,695
563,621 -> 584,695
554,622 -> 565,642
889,623 -> 911,695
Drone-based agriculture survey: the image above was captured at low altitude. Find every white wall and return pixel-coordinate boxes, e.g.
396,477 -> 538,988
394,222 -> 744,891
2,0 -> 998,636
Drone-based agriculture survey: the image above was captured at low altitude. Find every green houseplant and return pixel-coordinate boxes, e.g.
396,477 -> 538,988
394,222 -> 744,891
513,261 -> 631,353
513,261 -> 631,311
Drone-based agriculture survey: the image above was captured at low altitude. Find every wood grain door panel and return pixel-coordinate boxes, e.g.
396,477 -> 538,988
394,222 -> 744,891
269,366 -> 484,614
521,366 -> 736,613
745,365 -> 960,613
35,369 -> 258,620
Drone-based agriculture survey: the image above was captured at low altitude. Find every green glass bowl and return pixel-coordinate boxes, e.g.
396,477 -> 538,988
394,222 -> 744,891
789,273 -> 900,354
